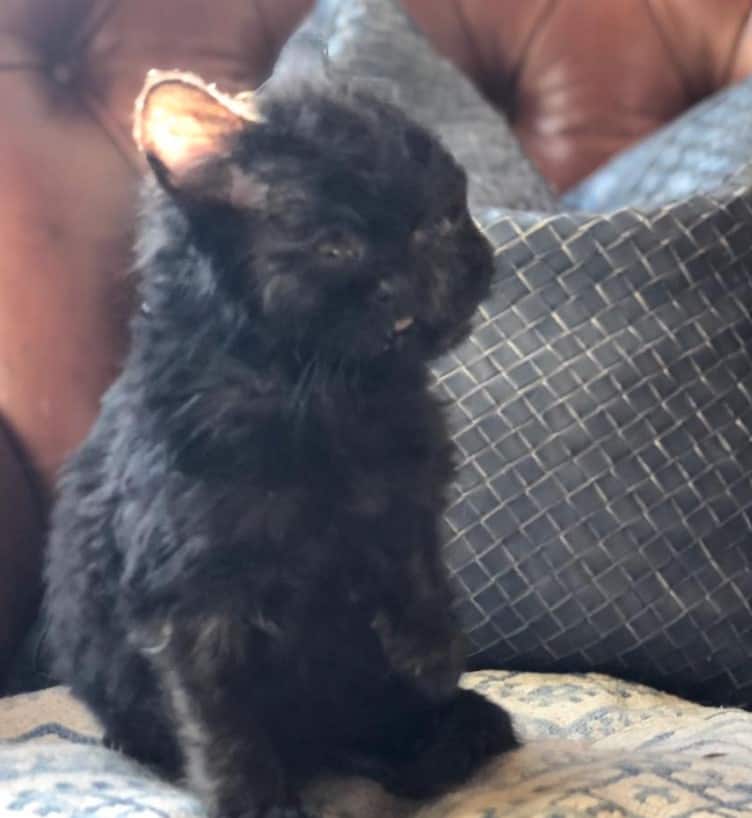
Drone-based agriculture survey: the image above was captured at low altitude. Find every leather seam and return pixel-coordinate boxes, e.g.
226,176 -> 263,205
644,0 -> 698,103
69,0 -> 119,58
452,0 -> 491,86
253,0 -> 275,77
721,2 -> 752,84
508,0 -> 558,80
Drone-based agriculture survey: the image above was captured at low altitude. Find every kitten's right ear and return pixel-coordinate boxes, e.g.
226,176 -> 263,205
134,70 -> 263,200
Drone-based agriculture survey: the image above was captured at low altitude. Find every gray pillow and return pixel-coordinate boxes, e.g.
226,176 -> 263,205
438,177 -> 752,709
566,76 -> 752,211
270,0 -> 557,219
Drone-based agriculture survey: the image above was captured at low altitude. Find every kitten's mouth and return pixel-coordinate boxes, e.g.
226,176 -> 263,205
378,316 -> 416,356
394,316 -> 414,334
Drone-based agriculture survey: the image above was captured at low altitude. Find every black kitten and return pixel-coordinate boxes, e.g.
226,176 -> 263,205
44,72 -> 516,818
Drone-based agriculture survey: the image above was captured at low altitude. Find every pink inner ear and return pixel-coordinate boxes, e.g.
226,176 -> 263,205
145,110 -> 220,173
135,76 -> 257,179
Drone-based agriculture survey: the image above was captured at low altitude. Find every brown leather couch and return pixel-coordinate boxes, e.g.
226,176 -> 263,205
2,0 -> 752,684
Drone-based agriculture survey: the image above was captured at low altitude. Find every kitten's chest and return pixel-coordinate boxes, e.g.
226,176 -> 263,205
306,384 -> 447,468
288,393 -> 451,515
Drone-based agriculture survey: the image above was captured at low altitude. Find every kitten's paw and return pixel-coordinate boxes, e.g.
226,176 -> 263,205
101,724 -> 182,780
263,807 -> 313,818
220,801 -> 313,818
446,688 -> 519,759
381,690 -> 518,799
225,804 -> 312,818
408,639 -> 466,702
102,731 -> 123,753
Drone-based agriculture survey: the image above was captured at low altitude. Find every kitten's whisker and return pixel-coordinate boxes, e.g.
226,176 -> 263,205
290,352 -> 322,440
290,355 -> 316,412
351,358 -> 363,395
291,353 -> 321,442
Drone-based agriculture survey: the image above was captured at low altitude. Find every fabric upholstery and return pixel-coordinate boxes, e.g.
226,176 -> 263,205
1,671 -> 750,817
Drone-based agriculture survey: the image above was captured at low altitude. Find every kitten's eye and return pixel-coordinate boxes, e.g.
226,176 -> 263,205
315,230 -> 364,263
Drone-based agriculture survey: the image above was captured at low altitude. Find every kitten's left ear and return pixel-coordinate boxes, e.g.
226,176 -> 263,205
134,70 -> 262,201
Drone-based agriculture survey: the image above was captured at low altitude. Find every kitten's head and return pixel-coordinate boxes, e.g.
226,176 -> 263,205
135,72 -> 492,370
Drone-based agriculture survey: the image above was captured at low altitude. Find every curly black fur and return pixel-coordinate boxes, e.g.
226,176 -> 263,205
44,82 -> 517,818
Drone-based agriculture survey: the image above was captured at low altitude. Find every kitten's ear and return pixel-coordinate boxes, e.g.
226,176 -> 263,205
134,70 -> 262,201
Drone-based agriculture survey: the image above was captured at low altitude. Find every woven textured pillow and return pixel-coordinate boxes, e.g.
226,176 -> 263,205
438,183 -> 752,708
288,0 -> 752,709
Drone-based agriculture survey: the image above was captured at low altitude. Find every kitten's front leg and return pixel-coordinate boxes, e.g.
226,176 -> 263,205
371,610 -> 465,701
372,547 -> 466,702
138,615 -> 304,818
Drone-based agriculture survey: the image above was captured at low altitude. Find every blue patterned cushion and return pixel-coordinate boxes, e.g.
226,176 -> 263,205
1,673 -> 751,818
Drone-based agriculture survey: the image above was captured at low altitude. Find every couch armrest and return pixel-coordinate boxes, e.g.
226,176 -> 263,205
0,416 -> 44,687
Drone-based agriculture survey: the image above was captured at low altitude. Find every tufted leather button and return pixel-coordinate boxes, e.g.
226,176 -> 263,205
50,62 -> 70,84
